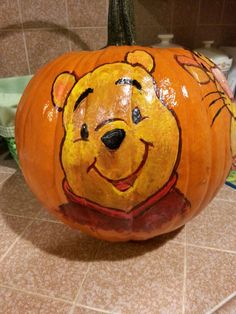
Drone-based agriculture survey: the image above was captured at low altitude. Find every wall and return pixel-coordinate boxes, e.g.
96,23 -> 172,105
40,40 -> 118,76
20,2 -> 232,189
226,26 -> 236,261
135,0 -> 236,48
0,0 -> 236,77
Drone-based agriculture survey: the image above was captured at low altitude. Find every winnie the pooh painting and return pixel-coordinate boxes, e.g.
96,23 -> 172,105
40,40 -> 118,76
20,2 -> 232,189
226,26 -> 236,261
51,50 -> 190,240
16,45 -> 234,242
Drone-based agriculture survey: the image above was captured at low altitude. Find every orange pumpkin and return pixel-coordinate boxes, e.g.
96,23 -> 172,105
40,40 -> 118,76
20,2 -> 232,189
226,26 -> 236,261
15,2 -> 235,242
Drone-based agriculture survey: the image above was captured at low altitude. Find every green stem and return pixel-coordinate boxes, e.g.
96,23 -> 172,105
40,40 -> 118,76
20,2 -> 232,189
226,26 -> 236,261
107,0 -> 136,46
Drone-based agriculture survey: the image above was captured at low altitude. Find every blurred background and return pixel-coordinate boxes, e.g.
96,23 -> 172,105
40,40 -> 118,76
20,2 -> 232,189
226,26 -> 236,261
0,0 -> 236,77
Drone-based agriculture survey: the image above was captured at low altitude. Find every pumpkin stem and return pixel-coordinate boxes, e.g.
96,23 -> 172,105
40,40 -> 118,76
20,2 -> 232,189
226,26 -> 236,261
107,0 -> 136,46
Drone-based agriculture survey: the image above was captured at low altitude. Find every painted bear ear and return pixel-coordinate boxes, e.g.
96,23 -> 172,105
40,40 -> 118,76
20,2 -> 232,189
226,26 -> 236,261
126,50 -> 155,73
52,72 -> 76,111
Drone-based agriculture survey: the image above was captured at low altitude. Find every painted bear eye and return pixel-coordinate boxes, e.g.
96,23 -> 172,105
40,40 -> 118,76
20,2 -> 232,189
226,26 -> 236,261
80,123 -> 89,140
132,107 -> 142,124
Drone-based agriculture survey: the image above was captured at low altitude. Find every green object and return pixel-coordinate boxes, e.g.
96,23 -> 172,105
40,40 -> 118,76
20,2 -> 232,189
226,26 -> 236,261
0,75 -> 32,163
107,0 -> 136,46
4,137 -> 19,164
225,170 -> 236,189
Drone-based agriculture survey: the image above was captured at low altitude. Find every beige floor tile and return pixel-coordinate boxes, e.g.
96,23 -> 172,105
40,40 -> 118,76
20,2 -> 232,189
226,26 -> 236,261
0,172 -> 14,184
186,199 -> 236,251
0,163 -> 17,175
215,184 -> 236,202
0,214 -> 32,257
77,240 -> 185,313
0,170 -> 42,217
0,220 -> 101,301
156,225 -> 186,244
0,164 -> 17,174
0,285 -> 72,314
185,246 -> 236,313
0,152 -> 18,171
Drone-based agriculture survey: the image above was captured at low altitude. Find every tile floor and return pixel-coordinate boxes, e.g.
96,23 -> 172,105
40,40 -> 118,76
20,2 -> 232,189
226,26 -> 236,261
0,146 -> 235,314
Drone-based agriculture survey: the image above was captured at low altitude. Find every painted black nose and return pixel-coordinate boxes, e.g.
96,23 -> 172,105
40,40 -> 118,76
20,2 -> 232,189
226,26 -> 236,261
101,128 -> 126,150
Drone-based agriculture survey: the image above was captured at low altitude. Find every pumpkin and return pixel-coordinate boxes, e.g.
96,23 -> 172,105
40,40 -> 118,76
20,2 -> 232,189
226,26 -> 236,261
15,1 -> 235,242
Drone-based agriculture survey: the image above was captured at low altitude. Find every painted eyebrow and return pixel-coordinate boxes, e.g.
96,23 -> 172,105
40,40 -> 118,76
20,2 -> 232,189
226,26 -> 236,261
95,118 -> 125,131
115,78 -> 142,90
74,88 -> 93,111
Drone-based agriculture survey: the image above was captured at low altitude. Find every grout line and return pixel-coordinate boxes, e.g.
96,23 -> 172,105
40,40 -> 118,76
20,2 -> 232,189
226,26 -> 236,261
0,175 -> 16,182
186,243 -> 236,255
170,241 -> 236,255
0,283 -> 73,305
182,227 -> 187,314
34,209 -> 63,223
16,0 -> 31,74
193,0 -> 202,48
3,204 -> 44,220
21,30 -> 31,74
68,242 -> 103,314
195,23 -> 236,27
0,169 -> 16,174
196,0 -> 202,26
2,212 -> 40,220
76,303 -> 118,314
34,217 -> 63,224
62,26 -> 108,30
1,212 -> 63,224
169,0 -> 175,33
64,0 -> 72,52
2,23 -> 236,33
0,26 -> 108,32
220,0 -> 226,25
206,290 -> 236,314
68,270 -> 91,314
0,219 -> 34,263
106,0 -> 109,17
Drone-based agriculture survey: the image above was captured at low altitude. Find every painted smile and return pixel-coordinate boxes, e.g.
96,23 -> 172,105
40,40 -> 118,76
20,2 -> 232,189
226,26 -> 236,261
87,139 -> 154,192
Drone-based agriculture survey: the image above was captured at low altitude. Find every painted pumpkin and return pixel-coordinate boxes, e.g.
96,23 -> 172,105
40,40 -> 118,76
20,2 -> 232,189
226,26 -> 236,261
15,45 -> 235,241
15,1 -> 236,242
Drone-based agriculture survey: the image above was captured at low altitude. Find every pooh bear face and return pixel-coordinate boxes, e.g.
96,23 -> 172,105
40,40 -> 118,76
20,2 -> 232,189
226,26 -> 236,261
52,51 -> 180,212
